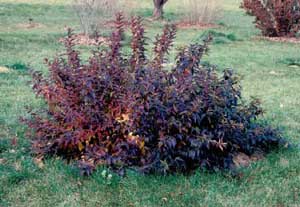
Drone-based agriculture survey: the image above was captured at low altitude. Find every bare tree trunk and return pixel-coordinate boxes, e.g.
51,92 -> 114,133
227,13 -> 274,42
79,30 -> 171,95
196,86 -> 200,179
153,0 -> 168,19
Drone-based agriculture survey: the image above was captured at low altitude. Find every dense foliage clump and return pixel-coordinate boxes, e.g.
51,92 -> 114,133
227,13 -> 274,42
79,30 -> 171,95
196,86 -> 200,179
23,14 -> 285,175
242,0 -> 300,37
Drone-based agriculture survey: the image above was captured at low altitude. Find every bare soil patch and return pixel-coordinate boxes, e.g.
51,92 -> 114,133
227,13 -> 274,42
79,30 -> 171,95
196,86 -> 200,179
233,151 -> 265,168
16,22 -> 44,29
59,34 -> 109,46
176,22 -> 219,30
255,36 -> 300,44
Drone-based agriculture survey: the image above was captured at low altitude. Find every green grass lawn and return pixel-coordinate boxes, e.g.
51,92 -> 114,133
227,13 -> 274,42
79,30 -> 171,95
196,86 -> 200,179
1,0 -> 300,206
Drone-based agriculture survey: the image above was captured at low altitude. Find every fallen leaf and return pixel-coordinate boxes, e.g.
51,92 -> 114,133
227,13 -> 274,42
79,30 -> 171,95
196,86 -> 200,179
246,175 -> 255,183
116,113 -> 130,123
288,65 -> 300,68
293,189 -> 299,202
78,142 -> 84,151
279,158 -> 289,167
0,158 -> 6,164
269,71 -> 280,76
14,162 -> 22,171
33,156 -> 45,169
250,151 -> 264,161
9,149 -> 16,153
0,66 -> 10,73
233,153 -> 251,168
11,137 -> 18,147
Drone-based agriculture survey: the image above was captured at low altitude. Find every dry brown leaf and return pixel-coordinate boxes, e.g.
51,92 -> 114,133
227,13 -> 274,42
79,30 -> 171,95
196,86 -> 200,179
0,66 -> 10,73
269,71 -> 279,75
289,65 -> 300,68
11,137 -> 18,147
233,153 -> 251,168
33,156 -> 45,169
250,151 -> 265,161
233,151 -> 265,168
0,158 -> 6,164
14,162 -> 22,171
162,197 -> 168,202
279,158 -> 289,167
9,149 -> 16,153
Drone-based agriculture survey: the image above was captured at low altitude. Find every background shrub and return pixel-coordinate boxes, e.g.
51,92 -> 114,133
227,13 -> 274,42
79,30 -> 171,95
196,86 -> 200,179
242,0 -> 300,37
23,15 -> 285,175
180,0 -> 222,25
72,0 -> 134,36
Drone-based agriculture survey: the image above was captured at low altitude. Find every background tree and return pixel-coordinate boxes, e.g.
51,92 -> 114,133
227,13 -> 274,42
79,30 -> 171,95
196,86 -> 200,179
153,0 -> 168,19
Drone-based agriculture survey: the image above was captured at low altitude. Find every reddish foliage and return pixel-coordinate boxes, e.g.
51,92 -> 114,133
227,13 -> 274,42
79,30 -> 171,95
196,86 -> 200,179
242,0 -> 300,37
25,14 -> 141,171
152,24 -> 176,69
23,14 -> 286,175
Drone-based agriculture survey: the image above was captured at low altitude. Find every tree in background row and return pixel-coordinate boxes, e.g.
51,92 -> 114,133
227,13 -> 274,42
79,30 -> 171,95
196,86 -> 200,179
153,0 -> 168,19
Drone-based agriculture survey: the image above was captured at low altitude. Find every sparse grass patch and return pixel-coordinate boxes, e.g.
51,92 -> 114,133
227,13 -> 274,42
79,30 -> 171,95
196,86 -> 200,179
180,0 -> 222,25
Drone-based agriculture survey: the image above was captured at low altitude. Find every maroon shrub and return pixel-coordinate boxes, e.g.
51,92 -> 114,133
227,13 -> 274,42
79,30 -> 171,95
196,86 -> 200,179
23,14 -> 286,175
242,0 -> 300,37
